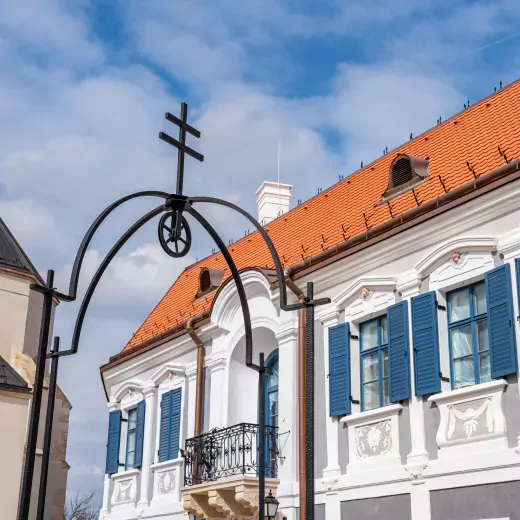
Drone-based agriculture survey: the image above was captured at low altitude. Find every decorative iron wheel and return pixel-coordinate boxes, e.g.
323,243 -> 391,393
158,211 -> 192,257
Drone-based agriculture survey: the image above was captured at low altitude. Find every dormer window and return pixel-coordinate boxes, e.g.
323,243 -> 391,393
382,154 -> 429,199
196,268 -> 225,299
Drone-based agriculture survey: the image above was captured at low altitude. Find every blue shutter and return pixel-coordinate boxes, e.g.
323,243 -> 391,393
328,323 -> 351,417
486,264 -> 517,378
169,387 -> 182,460
158,391 -> 172,463
105,410 -> 121,474
412,292 -> 441,396
387,301 -> 411,402
134,400 -> 146,468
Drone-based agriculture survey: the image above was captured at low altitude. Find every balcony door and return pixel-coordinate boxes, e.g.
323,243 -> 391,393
264,350 -> 278,477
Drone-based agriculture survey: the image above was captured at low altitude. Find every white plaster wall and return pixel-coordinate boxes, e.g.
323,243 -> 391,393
0,390 -> 31,520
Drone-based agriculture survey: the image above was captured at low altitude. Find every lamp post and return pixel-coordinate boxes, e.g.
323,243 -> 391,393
265,489 -> 280,520
18,102 -> 330,520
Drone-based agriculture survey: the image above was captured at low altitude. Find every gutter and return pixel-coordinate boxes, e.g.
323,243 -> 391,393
186,316 -> 206,438
281,159 -> 520,281
284,270 -> 307,520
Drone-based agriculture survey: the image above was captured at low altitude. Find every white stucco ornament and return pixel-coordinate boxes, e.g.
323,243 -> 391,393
452,251 -> 462,263
360,287 -> 372,300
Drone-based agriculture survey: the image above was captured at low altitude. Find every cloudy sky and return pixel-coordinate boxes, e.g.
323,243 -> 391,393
2,0 -> 520,502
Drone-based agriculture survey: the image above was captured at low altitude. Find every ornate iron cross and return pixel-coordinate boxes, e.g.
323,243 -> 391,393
157,102 -> 203,258
159,102 -> 204,196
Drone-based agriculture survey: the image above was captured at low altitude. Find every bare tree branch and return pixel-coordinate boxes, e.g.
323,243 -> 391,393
64,491 -> 99,520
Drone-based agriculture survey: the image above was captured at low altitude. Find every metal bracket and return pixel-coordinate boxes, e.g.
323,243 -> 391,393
350,396 -> 360,405
440,373 -> 450,382
437,304 -> 446,311
350,333 -> 359,340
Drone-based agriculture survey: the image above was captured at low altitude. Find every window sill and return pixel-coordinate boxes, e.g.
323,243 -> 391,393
151,457 -> 184,470
111,468 -> 140,480
340,403 -> 402,426
427,379 -> 507,404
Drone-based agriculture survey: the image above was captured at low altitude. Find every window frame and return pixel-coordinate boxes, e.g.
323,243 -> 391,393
447,281 -> 490,390
125,407 -> 138,470
359,316 -> 389,411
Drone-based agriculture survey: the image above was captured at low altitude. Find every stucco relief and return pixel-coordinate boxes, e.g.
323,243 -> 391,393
114,479 -> 133,503
446,397 -> 493,440
355,420 -> 392,458
156,469 -> 176,495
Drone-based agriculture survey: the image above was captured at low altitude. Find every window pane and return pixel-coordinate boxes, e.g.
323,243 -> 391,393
383,378 -> 390,405
382,349 -> 388,378
361,320 -> 379,351
126,451 -> 135,468
450,324 -> 472,357
128,409 -> 137,429
474,283 -> 487,315
362,353 -> 379,382
479,352 -> 491,383
363,381 -> 380,411
361,320 -> 377,350
476,320 -> 489,352
453,357 -> 475,388
267,360 -> 279,388
127,431 -> 136,452
381,316 -> 388,345
449,288 -> 470,323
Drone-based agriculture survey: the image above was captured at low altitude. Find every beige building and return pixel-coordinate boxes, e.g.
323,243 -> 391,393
0,217 -> 71,520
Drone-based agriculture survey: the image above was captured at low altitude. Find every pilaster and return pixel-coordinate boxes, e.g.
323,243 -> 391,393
138,383 -> 157,508
206,351 -> 227,429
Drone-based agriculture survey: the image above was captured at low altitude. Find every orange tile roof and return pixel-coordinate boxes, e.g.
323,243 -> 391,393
124,79 -> 520,351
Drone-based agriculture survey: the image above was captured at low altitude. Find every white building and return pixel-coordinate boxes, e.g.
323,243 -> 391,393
0,217 -> 71,520
100,80 -> 520,520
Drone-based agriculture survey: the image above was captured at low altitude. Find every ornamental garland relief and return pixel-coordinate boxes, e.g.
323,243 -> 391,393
446,397 -> 493,441
115,479 -> 133,503
355,420 -> 392,458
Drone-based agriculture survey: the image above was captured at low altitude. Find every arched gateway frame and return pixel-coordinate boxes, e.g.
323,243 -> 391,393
18,103 -> 329,520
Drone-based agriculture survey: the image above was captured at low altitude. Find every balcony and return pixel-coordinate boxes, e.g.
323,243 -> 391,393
182,423 -> 279,519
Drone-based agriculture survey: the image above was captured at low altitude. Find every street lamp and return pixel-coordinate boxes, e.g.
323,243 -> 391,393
265,490 -> 279,520
18,102 -> 329,520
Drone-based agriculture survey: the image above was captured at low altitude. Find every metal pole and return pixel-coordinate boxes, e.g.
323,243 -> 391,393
258,353 -> 266,520
305,282 -> 315,520
36,337 -> 60,520
18,270 -> 55,520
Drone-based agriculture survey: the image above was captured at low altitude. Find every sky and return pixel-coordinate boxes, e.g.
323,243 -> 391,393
1,0 -> 520,503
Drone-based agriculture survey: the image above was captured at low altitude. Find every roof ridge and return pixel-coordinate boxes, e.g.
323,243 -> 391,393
0,216 -> 44,283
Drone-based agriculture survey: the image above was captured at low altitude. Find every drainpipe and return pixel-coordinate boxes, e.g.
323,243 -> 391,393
186,317 -> 205,438
284,268 -> 306,520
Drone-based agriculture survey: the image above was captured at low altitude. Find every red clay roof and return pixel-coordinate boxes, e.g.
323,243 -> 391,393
124,79 -> 520,351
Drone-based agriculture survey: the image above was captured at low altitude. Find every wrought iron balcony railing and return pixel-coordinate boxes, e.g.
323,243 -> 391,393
183,422 -> 278,486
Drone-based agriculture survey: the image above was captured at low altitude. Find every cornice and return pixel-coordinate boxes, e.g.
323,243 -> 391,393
317,308 -> 340,328
150,362 -> 186,386
333,277 -> 395,310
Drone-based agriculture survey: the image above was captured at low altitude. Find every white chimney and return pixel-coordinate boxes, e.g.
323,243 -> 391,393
256,181 -> 292,225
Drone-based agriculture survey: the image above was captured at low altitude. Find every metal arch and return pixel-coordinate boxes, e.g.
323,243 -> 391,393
185,205 -> 257,369
54,191 -> 170,302
63,204 -> 166,357
189,196 -> 330,310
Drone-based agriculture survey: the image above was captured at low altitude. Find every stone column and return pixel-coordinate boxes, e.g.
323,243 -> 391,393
397,272 -> 431,520
100,400 -> 119,515
319,310 -> 341,484
275,325 -> 299,505
138,382 -> 157,507
207,352 -> 227,429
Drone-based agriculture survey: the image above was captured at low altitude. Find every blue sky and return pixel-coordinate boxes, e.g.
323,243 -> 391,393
1,0 -> 520,503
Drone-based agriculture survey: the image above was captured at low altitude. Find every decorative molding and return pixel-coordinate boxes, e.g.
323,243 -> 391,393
317,309 -> 340,328
111,379 -> 144,401
405,462 -> 428,484
205,351 -> 227,371
333,277 -> 396,310
275,326 -> 298,344
150,362 -> 186,386
497,228 -> 520,260
414,236 -> 496,278
341,403 -> 403,427
111,469 -> 139,507
107,399 -> 119,412
321,476 -> 339,495
396,269 -> 421,299
428,380 -> 508,458
142,381 -> 156,398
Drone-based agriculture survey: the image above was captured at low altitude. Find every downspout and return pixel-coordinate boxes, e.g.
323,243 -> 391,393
186,317 -> 205,438
284,268 -> 306,520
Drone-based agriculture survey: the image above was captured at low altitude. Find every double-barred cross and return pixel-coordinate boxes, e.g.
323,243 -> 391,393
159,102 -> 204,196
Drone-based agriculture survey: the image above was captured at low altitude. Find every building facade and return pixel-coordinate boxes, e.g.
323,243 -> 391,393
0,217 -> 71,520
100,81 -> 520,520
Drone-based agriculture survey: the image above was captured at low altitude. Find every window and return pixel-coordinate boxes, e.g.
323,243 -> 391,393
125,408 -> 138,469
448,282 -> 490,389
382,154 -> 429,199
360,316 -> 389,411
